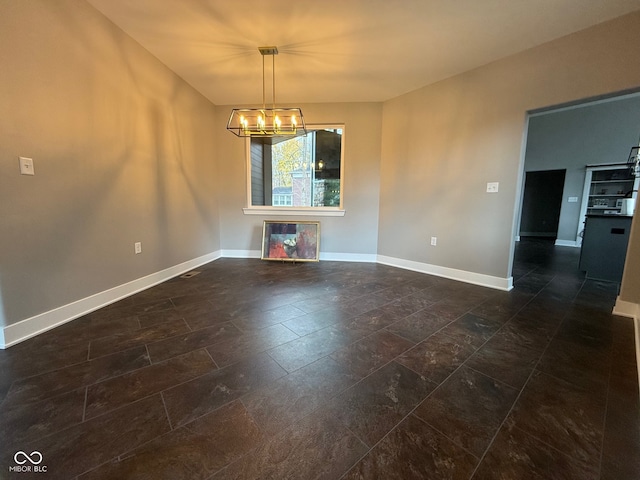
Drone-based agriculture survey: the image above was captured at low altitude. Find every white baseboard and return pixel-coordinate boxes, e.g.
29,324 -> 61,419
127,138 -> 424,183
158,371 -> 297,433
320,252 -> 377,262
220,249 -> 261,258
554,239 -> 580,247
0,250 -> 515,348
1,251 -> 222,349
376,255 -> 513,291
613,297 -> 640,319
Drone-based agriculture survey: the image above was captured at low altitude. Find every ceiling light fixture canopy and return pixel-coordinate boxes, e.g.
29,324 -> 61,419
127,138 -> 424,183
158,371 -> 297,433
227,46 -> 306,138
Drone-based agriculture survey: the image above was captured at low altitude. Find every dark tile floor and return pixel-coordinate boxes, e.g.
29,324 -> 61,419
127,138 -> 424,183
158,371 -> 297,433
1,238 -> 638,479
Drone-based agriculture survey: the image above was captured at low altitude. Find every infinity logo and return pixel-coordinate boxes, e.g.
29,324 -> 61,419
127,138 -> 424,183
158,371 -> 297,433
13,451 -> 43,465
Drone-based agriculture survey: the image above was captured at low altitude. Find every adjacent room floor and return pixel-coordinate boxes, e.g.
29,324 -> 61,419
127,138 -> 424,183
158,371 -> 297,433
1,238 -> 638,479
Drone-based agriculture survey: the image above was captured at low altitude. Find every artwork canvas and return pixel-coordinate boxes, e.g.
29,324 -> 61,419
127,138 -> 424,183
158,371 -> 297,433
261,221 -> 320,262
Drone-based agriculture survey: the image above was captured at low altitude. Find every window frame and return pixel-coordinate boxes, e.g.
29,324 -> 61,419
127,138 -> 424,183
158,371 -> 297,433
243,124 -> 346,217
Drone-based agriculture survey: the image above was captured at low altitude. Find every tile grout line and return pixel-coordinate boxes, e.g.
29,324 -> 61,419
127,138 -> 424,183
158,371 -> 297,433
2,344 -> 151,408
411,413 -> 481,460
160,391 -> 174,431
144,343 -> 152,365
464,274 -> 561,478
203,347 -> 220,370
82,386 -> 88,423
82,349 -> 217,422
335,423 -> 374,479
76,397 -> 179,478
466,274 -> 597,479
332,302 -> 494,477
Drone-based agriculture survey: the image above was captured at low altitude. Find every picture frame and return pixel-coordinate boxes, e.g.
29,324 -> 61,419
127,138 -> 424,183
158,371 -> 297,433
261,221 -> 320,262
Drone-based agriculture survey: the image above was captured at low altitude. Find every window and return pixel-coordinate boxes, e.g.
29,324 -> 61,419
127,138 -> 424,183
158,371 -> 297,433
246,126 -> 344,215
272,193 -> 293,206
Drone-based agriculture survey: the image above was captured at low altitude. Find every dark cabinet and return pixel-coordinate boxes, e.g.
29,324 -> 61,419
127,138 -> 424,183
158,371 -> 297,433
579,215 -> 632,282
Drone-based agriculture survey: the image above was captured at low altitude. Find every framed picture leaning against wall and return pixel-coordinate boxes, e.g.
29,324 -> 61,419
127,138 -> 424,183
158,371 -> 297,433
261,221 -> 320,262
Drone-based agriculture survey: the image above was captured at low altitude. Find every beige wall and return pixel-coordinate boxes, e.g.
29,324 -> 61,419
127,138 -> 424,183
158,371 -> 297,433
215,102 -> 382,257
0,0 -> 220,327
379,12 -> 640,283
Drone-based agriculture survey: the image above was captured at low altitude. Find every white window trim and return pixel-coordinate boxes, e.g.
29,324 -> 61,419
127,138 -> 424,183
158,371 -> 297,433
242,206 -> 346,216
244,124 -> 346,216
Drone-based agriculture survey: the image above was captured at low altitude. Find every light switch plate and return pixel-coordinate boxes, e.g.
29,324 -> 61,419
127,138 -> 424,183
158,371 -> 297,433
486,182 -> 499,193
568,196 -> 579,203
19,157 -> 34,176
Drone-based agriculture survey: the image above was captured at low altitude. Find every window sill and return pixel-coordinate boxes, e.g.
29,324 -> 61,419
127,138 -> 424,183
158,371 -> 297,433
242,207 -> 346,217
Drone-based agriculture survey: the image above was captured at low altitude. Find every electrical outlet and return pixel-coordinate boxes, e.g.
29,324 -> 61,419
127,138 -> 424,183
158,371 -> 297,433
486,182 -> 499,193
430,237 -> 437,246
134,242 -> 142,254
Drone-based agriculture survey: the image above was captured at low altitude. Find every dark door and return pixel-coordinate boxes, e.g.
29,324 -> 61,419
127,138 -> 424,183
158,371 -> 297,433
519,169 -> 566,238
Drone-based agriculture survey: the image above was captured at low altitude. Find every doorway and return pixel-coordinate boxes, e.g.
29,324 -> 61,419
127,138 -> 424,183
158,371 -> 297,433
519,169 -> 566,239
511,91 -> 640,288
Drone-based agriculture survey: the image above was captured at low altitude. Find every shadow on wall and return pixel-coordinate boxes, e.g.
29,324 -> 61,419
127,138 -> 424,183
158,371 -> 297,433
149,99 -> 218,263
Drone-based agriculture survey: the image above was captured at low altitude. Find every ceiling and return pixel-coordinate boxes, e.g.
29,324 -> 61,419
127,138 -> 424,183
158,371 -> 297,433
86,0 -> 640,105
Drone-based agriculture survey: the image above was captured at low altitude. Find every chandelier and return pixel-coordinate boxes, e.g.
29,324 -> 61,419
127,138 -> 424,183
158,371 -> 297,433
227,46 -> 306,138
